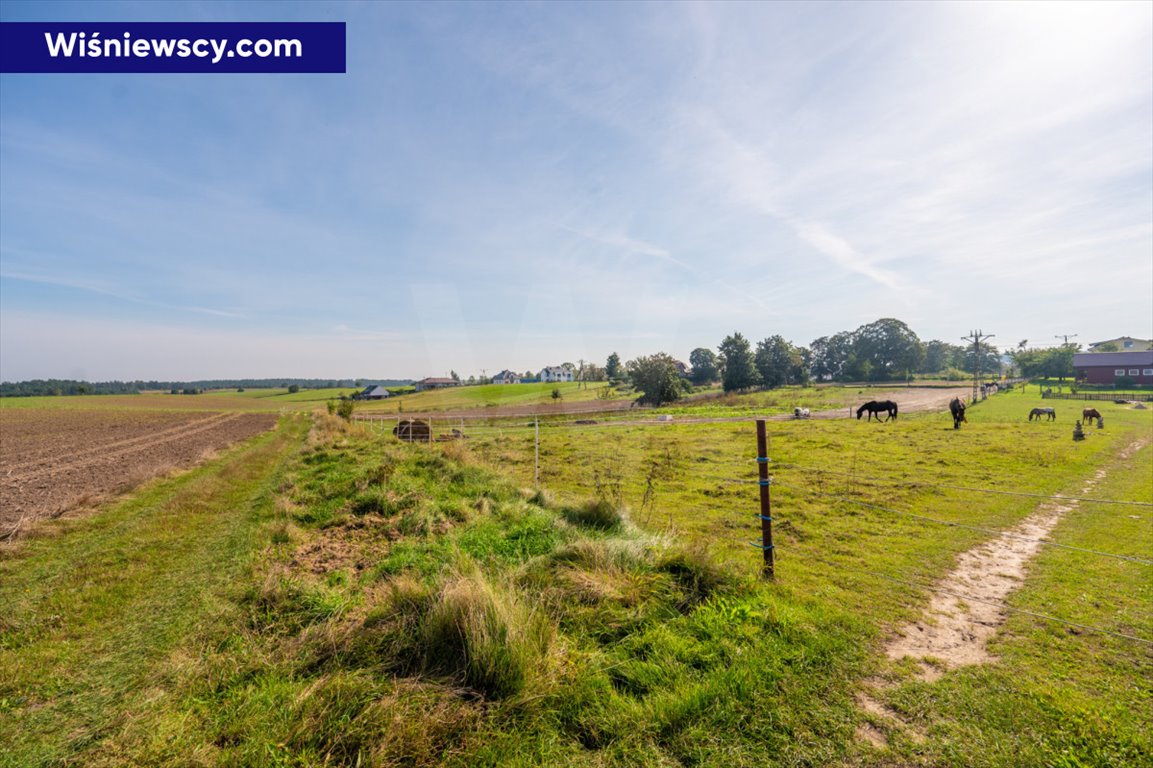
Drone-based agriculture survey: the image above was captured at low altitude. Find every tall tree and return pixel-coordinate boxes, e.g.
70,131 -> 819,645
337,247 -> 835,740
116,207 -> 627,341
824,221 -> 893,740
851,318 -> 923,381
809,331 -> 854,381
754,335 -> 796,388
627,353 -> 684,406
605,352 -> 622,380
921,340 -> 963,374
718,332 -> 760,392
688,347 -> 719,385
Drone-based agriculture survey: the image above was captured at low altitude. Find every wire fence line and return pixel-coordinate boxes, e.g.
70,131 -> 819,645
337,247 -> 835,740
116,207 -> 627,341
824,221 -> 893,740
355,414 -> 1152,507
353,412 -> 1151,645
770,482 -> 1153,566
805,554 -> 1153,647
770,460 -> 1153,508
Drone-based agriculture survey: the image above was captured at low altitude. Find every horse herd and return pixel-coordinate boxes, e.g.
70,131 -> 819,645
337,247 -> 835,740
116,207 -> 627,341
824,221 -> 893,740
850,399 -> 1102,430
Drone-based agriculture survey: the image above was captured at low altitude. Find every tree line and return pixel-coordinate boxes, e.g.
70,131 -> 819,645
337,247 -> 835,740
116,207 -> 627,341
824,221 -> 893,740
609,318 -> 1058,406
0,378 -> 411,398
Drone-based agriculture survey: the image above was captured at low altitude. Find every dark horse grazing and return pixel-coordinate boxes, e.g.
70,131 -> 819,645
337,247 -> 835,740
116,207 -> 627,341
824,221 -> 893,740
1082,407 -> 1102,421
857,400 -> 898,422
949,397 -> 967,429
1029,407 -> 1056,421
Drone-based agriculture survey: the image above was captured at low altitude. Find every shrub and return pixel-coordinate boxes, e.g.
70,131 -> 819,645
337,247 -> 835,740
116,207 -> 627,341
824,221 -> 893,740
336,398 -> 355,421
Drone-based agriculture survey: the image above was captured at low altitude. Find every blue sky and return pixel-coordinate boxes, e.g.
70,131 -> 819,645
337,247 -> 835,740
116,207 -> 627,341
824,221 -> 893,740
1,1 -> 1150,381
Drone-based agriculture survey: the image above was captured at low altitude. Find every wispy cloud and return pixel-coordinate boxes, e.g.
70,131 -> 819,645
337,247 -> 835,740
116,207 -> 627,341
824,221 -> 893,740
0,1 -> 1148,379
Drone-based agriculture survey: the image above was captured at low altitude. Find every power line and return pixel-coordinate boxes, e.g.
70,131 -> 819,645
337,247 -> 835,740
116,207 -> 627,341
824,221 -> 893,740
961,329 -> 995,404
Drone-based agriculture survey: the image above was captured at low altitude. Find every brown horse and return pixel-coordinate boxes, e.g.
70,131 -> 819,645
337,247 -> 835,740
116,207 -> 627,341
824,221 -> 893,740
857,400 -> 898,422
949,397 -> 967,429
1082,407 -> 1102,421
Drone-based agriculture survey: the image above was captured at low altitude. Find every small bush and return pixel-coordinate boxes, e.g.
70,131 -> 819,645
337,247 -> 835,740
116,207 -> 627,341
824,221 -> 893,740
336,398 -> 355,421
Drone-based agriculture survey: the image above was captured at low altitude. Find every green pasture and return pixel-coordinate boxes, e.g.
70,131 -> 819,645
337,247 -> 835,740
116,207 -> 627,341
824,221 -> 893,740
1,393 -> 1149,766
353,381 -> 628,414
0,382 -> 621,415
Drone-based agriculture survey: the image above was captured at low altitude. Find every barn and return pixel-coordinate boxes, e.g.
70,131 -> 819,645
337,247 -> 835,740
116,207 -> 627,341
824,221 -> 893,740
491,370 -> 521,384
1073,351 -> 1153,386
415,377 -> 459,392
355,385 -> 390,400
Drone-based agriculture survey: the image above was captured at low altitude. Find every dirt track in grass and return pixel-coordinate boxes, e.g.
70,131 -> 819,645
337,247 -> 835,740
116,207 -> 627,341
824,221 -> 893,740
855,436 -> 1150,747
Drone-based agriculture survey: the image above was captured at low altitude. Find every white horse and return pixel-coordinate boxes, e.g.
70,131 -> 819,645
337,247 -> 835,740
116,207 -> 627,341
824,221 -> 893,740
793,407 -> 811,419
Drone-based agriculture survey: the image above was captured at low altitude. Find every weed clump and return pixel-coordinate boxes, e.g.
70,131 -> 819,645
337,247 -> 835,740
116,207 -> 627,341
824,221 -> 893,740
560,499 -> 628,531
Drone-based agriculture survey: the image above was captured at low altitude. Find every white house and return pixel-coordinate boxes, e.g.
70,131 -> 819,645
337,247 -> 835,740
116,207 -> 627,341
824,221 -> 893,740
539,366 -> 573,383
491,370 -> 521,385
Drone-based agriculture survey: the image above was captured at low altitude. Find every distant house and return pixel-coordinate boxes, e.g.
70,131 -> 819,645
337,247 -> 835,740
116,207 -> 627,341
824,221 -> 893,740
1073,351 -> 1153,385
673,360 -> 690,377
415,377 -> 460,392
355,385 -> 390,400
539,366 -> 573,383
491,370 -> 521,385
1087,337 -> 1153,352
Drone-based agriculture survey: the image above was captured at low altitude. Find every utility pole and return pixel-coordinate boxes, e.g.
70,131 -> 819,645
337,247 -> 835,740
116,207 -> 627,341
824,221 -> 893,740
1054,334 -> 1078,347
961,330 -> 994,404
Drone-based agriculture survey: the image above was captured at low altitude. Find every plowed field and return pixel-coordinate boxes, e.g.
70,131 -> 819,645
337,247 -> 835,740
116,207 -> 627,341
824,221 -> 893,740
1,409 -> 277,536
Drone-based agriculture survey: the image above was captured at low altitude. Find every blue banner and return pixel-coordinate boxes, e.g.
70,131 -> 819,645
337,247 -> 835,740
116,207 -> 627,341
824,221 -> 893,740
0,22 -> 345,73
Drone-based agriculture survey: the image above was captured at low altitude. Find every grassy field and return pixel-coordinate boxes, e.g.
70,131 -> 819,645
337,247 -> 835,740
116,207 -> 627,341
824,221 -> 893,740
1,390 -> 1149,766
353,381 -> 628,414
0,382 -> 625,415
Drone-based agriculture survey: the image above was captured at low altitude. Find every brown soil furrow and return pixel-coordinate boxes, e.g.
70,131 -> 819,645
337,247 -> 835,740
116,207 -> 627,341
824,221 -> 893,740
1,412 -> 232,475
2,413 -> 244,484
1,412 -> 277,536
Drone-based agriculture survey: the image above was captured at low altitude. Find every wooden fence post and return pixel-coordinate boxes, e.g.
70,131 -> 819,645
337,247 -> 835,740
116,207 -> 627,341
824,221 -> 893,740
756,419 -> 774,579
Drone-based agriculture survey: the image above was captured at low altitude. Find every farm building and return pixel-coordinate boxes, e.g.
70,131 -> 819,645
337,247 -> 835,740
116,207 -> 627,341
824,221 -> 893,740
415,377 -> 460,392
491,370 -> 521,384
1087,336 -> 1152,352
1073,351 -> 1153,385
355,385 -> 390,400
539,366 -> 573,383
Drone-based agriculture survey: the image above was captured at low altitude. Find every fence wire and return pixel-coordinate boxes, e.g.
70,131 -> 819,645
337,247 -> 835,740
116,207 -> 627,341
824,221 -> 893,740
770,482 -> 1153,566
771,460 -> 1153,508
805,554 -> 1153,647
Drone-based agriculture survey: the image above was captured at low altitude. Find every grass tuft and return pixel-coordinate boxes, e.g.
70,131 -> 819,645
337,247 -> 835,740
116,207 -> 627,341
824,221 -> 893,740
420,568 -> 554,699
560,498 -> 628,531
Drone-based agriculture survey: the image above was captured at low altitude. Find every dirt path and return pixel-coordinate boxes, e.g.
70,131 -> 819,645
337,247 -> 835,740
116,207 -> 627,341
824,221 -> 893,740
855,436 -> 1150,748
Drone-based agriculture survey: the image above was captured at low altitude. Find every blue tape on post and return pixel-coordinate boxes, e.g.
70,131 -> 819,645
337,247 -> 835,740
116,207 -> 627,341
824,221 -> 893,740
756,457 -> 771,463
757,515 -> 773,522
749,542 -> 775,550
758,479 -> 772,487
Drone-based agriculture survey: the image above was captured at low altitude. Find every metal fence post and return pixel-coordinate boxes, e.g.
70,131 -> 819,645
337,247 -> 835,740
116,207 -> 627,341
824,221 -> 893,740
534,417 -> 540,485
756,419 -> 775,579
